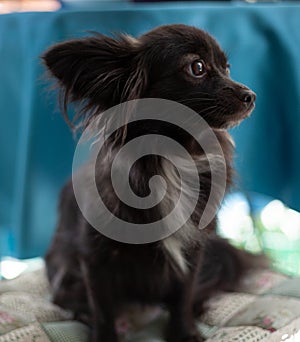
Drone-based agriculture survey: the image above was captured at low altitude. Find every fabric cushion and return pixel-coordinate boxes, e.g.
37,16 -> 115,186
0,266 -> 299,341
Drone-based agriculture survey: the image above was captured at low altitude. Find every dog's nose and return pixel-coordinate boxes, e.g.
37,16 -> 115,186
238,89 -> 256,104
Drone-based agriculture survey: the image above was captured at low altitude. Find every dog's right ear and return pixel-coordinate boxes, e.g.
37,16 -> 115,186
42,34 -> 146,126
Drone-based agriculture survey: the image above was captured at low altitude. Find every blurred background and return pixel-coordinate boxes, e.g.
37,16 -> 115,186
0,0 -> 300,280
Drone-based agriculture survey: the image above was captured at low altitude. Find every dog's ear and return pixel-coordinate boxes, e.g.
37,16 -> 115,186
42,34 -> 147,127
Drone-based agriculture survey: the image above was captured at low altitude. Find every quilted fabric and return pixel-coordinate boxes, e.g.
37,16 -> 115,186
0,266 -> 299,341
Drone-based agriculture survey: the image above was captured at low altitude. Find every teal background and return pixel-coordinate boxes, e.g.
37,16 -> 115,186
0,3 -> 300,258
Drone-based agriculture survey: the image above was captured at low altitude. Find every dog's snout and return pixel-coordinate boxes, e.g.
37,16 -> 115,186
238,89 -> 256,104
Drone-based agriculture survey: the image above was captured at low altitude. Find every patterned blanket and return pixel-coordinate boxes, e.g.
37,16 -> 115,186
0,266 -> 299,341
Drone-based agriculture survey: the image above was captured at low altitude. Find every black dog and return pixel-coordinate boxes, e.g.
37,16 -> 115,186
43,24 -> 264,342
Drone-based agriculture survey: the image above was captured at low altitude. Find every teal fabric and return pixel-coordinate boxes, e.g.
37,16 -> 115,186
0,3 -> 300,258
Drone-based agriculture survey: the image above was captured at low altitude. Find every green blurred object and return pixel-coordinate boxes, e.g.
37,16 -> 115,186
218,193 -> 300,277
254,199 -> 300,277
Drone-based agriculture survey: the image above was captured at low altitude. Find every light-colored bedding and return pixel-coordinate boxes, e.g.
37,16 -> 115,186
0,266 -> 299,341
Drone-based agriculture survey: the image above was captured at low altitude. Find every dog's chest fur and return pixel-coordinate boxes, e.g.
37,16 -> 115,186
83,228 -> 192,302
88,129 -> 233,276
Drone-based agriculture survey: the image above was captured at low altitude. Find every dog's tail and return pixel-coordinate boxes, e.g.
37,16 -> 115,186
194,236 -> 268,315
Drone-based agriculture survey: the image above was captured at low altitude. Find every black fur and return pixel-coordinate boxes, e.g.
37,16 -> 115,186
43,24 -> 265,342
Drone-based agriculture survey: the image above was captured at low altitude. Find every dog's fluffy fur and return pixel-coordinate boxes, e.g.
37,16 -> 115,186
43,24 -> 265,342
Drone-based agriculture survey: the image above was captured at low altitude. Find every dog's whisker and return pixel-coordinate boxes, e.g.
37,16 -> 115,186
195,105 -> 219,115
180,98 -> 215,103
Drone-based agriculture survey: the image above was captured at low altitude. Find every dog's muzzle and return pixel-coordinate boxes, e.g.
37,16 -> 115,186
237,89 -> 256,109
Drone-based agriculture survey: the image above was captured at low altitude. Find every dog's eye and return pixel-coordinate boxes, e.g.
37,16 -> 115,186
189,60 -> 206,77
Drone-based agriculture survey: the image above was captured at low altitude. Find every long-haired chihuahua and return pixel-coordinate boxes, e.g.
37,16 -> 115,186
43,24 -> 265,342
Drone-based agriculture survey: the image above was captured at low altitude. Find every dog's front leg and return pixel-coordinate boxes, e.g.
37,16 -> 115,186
165,279 -> 203,342
79,258 -> 118,342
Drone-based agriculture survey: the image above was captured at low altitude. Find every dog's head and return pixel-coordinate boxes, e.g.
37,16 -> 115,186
43,24 -> 255,130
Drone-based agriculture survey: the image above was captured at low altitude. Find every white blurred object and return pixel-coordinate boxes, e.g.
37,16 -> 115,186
280,330 -> 300,342
0,257 -> 44,280
218,192 -> 260,251
261,200 -> 300,238
0,0 -> 60,13
260,200 -> 286,230
218,192 -> 252,240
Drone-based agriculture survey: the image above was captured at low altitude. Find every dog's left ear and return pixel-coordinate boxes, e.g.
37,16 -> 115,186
42,33 -> 147,125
